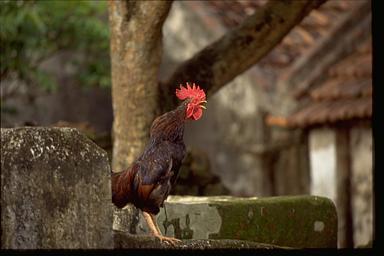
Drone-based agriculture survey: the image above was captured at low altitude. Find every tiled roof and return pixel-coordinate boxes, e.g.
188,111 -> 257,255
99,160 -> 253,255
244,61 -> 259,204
309,78 -> 371,101
327,43 -> 372,78
185,0 -> 371,128
287,98 -> 372,126
204,0 -> 357,70
284,38 -> 372,127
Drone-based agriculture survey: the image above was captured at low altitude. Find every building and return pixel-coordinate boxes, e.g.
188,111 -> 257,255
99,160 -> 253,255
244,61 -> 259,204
161,0 -> 372,247
269,37 -> 372,248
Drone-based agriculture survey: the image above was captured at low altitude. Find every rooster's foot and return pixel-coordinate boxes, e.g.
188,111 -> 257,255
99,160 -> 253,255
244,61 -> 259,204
153,234 -> 181,246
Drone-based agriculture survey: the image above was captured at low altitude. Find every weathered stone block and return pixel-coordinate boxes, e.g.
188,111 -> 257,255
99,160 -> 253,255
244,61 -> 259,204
1,127 -> 113,249
114,195 -> 337,248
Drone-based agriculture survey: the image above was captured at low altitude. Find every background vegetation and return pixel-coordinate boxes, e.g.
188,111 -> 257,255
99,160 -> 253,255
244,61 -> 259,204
0,0 -> 110,93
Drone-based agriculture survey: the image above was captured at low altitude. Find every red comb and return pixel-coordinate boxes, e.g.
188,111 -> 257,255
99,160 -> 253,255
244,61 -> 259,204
175,82 -> 206,101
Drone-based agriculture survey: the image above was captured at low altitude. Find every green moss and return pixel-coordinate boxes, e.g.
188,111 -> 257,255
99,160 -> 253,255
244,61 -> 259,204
209,196 -> 337,248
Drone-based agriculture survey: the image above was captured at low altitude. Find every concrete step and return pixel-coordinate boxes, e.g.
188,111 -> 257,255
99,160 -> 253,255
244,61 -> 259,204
114,195 -> 337,248
113,230 -> 291,249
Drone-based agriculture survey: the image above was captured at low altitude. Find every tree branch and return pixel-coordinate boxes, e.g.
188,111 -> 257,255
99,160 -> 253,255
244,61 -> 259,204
161,0 -> 325,111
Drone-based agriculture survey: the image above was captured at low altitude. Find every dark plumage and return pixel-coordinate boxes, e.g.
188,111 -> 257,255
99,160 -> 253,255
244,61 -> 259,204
111,83 -> 206,245
111,102 -> 187,214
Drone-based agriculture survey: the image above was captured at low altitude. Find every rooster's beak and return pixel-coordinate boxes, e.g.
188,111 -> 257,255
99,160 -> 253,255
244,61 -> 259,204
200,100 -> 207,109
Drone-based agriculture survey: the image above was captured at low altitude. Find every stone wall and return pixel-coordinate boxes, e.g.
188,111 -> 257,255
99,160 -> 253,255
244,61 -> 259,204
1,127 -> 113,249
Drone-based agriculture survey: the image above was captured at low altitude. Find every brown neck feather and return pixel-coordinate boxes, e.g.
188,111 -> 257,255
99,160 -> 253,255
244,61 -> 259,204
149,102 -> 187,142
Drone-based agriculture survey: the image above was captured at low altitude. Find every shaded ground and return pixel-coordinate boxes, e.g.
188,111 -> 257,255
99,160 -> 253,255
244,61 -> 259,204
113,231 -> 290,249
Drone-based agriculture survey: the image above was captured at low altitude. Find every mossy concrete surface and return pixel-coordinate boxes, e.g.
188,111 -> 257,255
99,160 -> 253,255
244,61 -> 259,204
1,127 -> 113,249
115,195 -> 337,248
113,231 -> 290,249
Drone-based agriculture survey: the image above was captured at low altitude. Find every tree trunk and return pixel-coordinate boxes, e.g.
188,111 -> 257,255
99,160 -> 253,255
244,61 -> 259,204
108,0 -> 172,171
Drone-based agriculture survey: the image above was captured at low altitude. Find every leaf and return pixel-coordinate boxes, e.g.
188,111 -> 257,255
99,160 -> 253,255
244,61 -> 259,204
28,8 -> 46,34
34,70 -> 57,92
1,0 -> 111,90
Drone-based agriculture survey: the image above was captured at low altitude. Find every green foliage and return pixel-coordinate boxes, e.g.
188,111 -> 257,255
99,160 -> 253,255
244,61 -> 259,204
0,0 -> 110,90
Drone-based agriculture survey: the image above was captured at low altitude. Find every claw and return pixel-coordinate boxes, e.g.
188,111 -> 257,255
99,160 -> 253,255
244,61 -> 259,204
142,211 -> 181,246
155,234 -> 181,246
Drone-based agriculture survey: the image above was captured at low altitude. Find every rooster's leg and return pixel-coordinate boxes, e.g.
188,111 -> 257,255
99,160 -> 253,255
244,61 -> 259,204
150,213 -> 162,234
142,211 -> 181,245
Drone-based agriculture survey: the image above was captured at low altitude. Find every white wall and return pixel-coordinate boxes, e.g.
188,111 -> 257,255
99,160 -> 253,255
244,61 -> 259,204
350,126 -> 373,247
309,129 -> 337,203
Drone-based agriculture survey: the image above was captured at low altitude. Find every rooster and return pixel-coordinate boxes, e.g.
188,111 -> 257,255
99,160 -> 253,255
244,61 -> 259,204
111,83 -> 207,245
